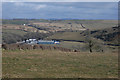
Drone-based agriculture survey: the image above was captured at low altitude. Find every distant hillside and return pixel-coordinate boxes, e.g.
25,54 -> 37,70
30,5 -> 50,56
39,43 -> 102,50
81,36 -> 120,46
81,26 -> 119,44
2,29 -> 52,44
46,31 -> 86,41
47,26 -> 119,45
2,19 -> 118,44
3,19 -> 117,30
2,19 -> 30,25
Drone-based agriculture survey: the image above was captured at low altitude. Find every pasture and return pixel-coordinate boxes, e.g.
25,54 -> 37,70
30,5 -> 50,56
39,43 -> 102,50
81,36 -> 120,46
2,19 -> 119,78
2,49 -> 118,78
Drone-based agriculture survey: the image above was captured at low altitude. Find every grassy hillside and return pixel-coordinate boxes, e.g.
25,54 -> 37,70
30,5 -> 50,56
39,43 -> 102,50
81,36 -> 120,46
46,31 -> 86,41
81,20 -> 117,30
2,19 -> 118,46
3,29 -> 27,36
2,49 -> 118,78
3,19 -> 117,30
46,20 -> 117,30
47,25 -> 119,45
2,28 -> 52,44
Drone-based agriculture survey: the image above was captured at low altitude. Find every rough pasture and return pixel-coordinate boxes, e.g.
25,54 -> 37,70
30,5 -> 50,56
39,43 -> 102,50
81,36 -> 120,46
2,44 -> 79,52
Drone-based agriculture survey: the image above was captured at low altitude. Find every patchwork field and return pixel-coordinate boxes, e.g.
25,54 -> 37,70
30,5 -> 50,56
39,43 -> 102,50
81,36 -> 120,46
2,49 -> 118,78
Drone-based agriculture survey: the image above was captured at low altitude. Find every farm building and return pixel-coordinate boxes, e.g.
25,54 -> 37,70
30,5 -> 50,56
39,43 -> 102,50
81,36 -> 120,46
37,40 -> 59,44
23,39 -> 60,44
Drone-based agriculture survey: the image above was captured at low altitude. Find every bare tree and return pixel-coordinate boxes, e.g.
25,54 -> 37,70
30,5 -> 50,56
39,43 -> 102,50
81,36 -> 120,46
88,40 -> 94,53
84,29 -> 105,53
85,29 -> 93,53
80,25 -> 104,53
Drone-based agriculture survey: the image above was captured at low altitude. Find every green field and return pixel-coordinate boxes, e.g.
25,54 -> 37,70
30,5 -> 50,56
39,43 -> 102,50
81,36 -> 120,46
47,31 -> 86,41
2,49 -> 118,78
2,29 -> 27,36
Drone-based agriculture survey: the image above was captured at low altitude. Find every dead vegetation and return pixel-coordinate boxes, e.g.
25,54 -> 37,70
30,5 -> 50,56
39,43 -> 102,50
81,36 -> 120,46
2,44 -> 79,52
